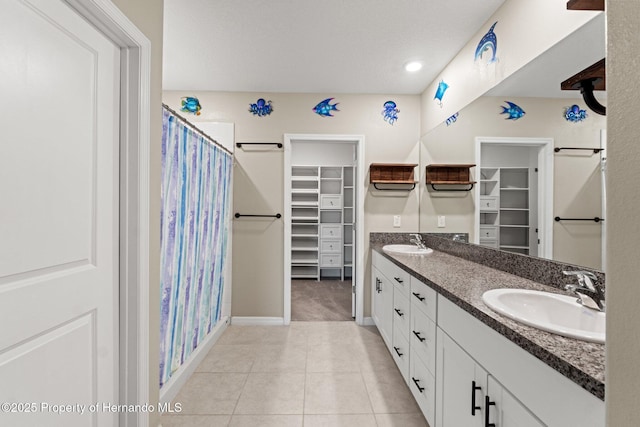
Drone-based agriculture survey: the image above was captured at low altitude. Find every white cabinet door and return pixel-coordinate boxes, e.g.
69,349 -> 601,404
436,330 -> 487,427
486,376 -> 545,427
372,266 -> 393,349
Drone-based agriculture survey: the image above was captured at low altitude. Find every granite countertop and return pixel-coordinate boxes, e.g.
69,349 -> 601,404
372,243 -> 605,400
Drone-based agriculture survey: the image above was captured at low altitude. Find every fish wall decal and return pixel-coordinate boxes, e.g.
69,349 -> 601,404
382,101 -> 400,125
313,98 -> 339,117
181,96 -> 202,115
445,112 -> 459,126
500,101 -> 525,120
475,22 -> 498,64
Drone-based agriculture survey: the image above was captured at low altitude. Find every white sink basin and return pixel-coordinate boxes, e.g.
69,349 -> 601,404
482,289 -> 605,343
382,244 -> 433,256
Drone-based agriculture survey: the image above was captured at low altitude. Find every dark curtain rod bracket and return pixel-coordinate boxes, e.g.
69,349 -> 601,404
234,213 -> 281,219
555,216 -> 604,223
236,142 -> 283,149
554,147 -> 604,154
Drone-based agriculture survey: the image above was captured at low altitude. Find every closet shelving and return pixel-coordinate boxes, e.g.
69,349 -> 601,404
479,167 -> 531,254
291,166 -> 320,279
291,165 -> 355,280
499,168 -> 530,255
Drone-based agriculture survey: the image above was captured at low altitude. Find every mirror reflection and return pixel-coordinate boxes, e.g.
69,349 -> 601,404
419,14 -> 606,271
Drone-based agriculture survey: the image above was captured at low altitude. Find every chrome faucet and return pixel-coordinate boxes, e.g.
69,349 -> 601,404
409,233 -> 427,250
563,270 -> 605,312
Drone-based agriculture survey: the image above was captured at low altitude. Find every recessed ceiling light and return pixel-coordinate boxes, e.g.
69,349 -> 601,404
405,61 -> 423,72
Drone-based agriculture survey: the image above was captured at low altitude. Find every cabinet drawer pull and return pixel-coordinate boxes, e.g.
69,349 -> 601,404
485,396 -> 496,427
376,278 -> 381,293
394,277 -> 403,284
471,381 -> 482,416
393,346 -> 404,357
412,330 -> 426,342
412,292 -> 425,301
394,308 -> 404,317
411,377 -> 425,393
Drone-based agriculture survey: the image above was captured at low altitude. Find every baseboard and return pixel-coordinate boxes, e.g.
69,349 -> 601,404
362,316 -> 375,326
231,316 -> 285,326
159,315 -> 230,404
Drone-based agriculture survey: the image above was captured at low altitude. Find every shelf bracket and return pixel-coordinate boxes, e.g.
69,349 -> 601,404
430,183 -> 474,192
373,182 -> 416,191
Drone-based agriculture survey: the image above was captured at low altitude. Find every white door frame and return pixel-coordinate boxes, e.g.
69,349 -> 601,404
65,1 -> 151,426
284,134 -> 365,325
474,137 -> 554,259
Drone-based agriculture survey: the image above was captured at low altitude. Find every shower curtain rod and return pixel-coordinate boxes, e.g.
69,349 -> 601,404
162,103 -> 233,156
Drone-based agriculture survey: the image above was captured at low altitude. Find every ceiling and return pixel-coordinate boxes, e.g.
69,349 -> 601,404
486,13 -> 606,99
163,0 -> 505,95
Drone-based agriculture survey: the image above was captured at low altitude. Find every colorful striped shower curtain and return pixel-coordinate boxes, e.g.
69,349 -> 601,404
159,108 -> 232,387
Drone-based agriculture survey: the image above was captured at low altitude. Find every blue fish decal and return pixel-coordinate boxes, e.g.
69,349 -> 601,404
445,112 -> 459,126
564,104 -> 588,123
249,98 -> 273,117
181,96 -> 202,115
382,100 -> 400,125
434,80 -> 449,107
500,101 -> 525,120
474,22 -> 498,64
313,98 -> 339,117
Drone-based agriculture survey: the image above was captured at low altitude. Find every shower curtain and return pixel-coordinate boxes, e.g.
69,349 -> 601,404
159,108 -> 232,387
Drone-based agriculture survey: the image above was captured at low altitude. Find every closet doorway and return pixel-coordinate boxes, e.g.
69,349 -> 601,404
283,134 -> 365,325
475,137 -> 554,259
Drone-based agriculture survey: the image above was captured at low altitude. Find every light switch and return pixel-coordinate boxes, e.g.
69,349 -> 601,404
393,215 -> 401,227
437,215 -> 446,228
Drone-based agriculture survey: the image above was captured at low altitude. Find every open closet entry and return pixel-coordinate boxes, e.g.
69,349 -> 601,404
284,134 -> 365,324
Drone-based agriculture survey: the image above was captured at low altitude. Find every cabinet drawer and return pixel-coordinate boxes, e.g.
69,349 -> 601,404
320,194 -> 342,209
392,321 -> 410,382
393,287 -> 411,339
320,224 -> 342,238
320,254 -> 341,267
479,226 -> 498,239
320,239 -> 341,253
410,309 -> 437,376
410,277 -> 437,321
480,196 -> 498,211
479,239 -> 498,249
377,254 -> 411,296
409,353 -> 435,424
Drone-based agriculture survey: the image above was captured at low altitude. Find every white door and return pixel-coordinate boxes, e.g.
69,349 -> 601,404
0,0 -> 120,426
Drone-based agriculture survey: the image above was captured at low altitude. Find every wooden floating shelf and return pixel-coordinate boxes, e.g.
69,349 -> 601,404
561,58 -> 606,91
566,0 -> 604,11
369,163 -> 418,190
426,164 -> 476,192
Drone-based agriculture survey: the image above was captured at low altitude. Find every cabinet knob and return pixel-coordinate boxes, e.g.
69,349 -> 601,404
471,381 -> 482,416
485,396 -> 496,427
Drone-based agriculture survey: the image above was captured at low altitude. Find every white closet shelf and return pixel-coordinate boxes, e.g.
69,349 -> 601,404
500,188 -> 529,191
500,225 -> 530,228
500,245 -> 530,250
500,208 -> 529,211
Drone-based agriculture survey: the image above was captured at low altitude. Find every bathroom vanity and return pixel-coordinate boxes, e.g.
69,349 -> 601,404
371,234 -> 605,427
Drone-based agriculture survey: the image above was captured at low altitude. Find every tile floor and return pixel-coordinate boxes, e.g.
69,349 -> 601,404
161,322 -> 428,427
291,280 -> 352,321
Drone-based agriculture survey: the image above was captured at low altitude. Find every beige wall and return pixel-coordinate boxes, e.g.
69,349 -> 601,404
163,91 -> 421,319
110,0 -> 163,425
606,1 -> 640,425
420,96 -> 606,269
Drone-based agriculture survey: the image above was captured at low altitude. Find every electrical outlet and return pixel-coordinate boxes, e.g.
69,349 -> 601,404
393,215 -> 401,227
437,215 -> 446,228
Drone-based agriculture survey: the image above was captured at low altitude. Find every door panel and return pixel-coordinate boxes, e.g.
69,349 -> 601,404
0,0 -> 120,425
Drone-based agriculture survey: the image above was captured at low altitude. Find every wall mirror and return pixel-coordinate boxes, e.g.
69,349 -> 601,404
419,13 -> 606,271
